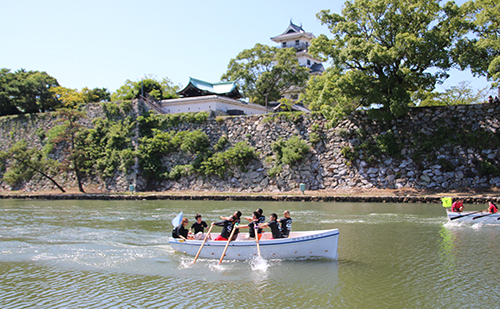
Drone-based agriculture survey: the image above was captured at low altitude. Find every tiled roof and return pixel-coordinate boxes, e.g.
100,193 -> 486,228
177,77 -> 242,99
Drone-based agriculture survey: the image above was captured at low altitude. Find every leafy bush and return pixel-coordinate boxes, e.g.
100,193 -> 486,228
479,160 -> 500,176
137,111 -> 209,137
269,136 -> 310,173
262,112 -> 304,124
214,135 -> 229,151
375,131 -> 401,157
101,102 -> 121,117
281,136 -> 310,165
309,132 -> 320,145
173,130 -> 210,154
138,130 -> 176,180
267,164 -> 282,177
341,146 -> 358,162
201,142 -> 257,178
168,164 -> 194,180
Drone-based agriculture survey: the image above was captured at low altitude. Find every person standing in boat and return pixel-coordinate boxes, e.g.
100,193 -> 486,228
259,213 -> 283,239
451,198 -> 464,212
214,214 -> 240,241
487,202 -> 498,213
190,214 -> 208,240
172,218 -> 190,240
279,210 -> 292,238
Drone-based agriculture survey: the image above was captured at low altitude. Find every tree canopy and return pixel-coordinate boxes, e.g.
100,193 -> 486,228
452,0 -> 500,86
307,0 -> 464,118
0,68 -> 60,116
221,43 -> 310,105
413,81 -> 494,106
111,76 -> 180,101
50,86 -> 110,108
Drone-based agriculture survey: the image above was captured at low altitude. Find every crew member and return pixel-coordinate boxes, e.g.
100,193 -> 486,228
214,215 -> 239,241
279,210 -> 292,238
172,218 -> 189,240
239,211 -> 262,240
259,213 -> 283,239
487,202 -> 498,214
190,214 -> 208,240
451,198 -> 464,212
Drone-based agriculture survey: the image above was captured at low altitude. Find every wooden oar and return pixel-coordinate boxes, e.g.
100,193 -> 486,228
255,226 -> 261,257
218,223 -> 238,265
192,223 -> 214,264
450,211 -> 483,220
473,213 -> 495,220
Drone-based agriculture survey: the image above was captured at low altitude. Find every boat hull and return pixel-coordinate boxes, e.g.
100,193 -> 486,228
447,210 -> 500,223
169,229 -> 339,260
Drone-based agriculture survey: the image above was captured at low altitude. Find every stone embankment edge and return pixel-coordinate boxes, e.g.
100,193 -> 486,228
1,194 -> 498,204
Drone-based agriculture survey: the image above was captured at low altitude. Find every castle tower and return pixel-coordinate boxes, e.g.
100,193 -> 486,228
270,21 -> 324,101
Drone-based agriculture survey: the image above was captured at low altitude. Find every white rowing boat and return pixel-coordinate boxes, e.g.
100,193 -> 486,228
169,229 -> 339,260
447,210 -> 500,223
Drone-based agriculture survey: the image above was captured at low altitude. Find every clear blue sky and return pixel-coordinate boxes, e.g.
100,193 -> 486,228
0,0 -> 491,94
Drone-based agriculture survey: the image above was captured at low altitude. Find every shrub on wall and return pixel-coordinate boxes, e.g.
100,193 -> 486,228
201,142 -> 257,178
268,136 -> 310,176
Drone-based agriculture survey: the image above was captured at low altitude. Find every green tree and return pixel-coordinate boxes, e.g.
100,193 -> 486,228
414,81 -> 494,106
48,108 -> 88,193
0,68 -> 19,115
309,0 -> 463,118
50,86 -> 111,108
221,43 -> 310,105
111,76 -> 180,101
0,140 -> 65,192
0,68 -> 60,115
452,0 -> 500,87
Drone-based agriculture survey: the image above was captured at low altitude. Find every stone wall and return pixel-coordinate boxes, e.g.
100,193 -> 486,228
0,101 -> 499,193
0,104 -> 134,192
137,102 -> 500,192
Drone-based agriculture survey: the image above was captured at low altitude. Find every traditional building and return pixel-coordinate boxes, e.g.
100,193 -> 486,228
157,77 -> 267,115
271,21 -> 325,101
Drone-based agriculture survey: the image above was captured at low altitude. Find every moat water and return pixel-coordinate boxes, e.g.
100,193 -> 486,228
1,199 -> 499,308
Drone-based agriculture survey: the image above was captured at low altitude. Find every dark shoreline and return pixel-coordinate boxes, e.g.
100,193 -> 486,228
1,193 -> 498,204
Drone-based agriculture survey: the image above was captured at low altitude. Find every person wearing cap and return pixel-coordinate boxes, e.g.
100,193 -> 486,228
259,213 -> 283,239
487,202 -> 498,213
190,214 -> 208,240
279,210 -> 292,238
451,198 -> 464,212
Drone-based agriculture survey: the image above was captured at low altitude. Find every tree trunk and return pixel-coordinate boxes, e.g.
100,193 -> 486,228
11,156 -> 66,193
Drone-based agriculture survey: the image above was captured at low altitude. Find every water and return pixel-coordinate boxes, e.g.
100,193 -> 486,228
1,199 -> 499,308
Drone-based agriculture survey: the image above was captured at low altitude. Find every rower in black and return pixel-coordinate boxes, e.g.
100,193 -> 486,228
279,210 -> 292,238
259,213 -> 283,239
239,211 -> 261,238
218,211 -> 241,240
245,208 -> 265,235
214,218 -> 234,239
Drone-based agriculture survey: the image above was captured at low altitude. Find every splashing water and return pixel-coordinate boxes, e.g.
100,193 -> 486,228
250,256 -> 269,272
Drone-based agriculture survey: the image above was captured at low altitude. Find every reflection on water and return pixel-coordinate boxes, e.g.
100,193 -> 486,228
1,200 -> 500,308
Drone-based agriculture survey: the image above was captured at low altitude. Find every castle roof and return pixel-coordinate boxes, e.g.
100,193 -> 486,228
177,77 -> 242,99
271,21 -> 315,43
